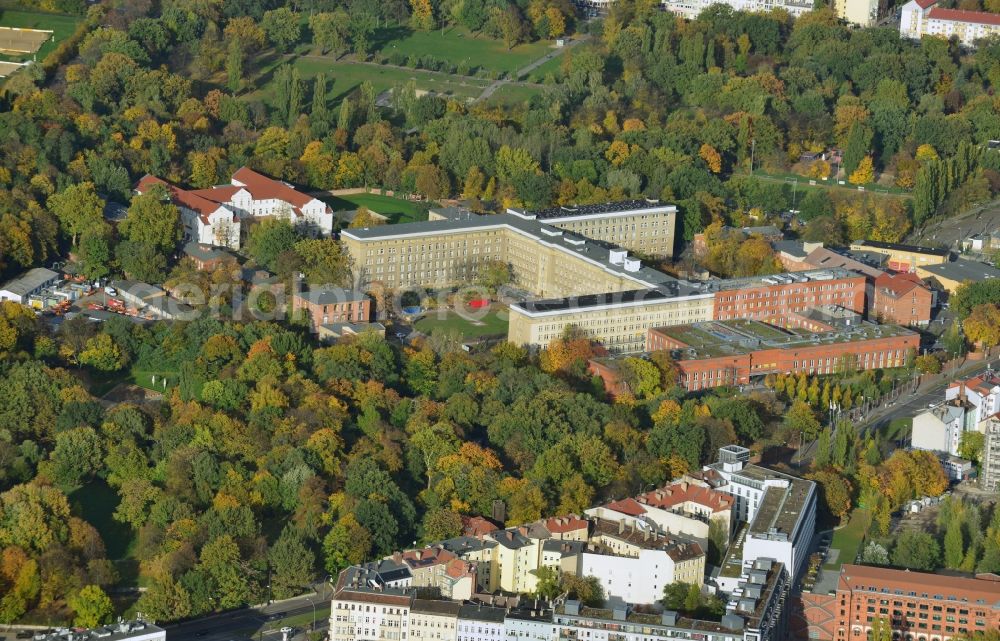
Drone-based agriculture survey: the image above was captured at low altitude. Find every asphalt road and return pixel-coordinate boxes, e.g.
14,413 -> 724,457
862,357 -> 998,440
794,356 -> 998,466
164,587 -> 330,641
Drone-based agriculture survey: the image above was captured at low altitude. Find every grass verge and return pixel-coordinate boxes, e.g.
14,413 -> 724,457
823,508 -> 871,570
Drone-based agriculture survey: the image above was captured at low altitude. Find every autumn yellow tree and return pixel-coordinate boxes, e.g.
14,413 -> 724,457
915,144 -> 939,161
963,303 -> 1000,348
546,7 -> 566,38
848,156 -> 875,185
409,0 -> 435,30
699,144 -> 722,173
807,159 -> 831,180
462,166 -> 485,199
349,207 -> 384,228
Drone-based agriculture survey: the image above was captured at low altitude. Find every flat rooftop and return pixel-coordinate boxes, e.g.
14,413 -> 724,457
709,268 -> 861,292
341,213 -> 676,289
512,282 -> 707,316
559,559 -> 784,632
738,465 -> 814,540
653,319 -> 916,361
851,239 -> 950,257
920,258 -> 1000,283
507,199 -> 674,221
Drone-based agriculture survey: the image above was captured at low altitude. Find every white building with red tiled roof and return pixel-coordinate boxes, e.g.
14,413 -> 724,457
134,167 -> 333,251
946,369 -> 1000,425
135,174 -> 240,249
901,0 -> 1000,46
585,482 -> 733,549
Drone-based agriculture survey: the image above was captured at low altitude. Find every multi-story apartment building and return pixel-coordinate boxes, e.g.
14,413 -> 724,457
646,319 -> 919,392
911,402 -> 977,458
508,269 -> 867,354
583,518 -> 705,604
540,539 -> 584,577
456,604 -> 506,641
341,211 -> 675,297
835,0 -> 887,26
486,528 -> 544,594
330,560 -> 789,641
439,536 -> 499,593
901,0 -> 1000,47
637,480 -> 734,537
135,167 -> 333,249
586,481 -> 734,548
658,0 -> 813,20
946,370 -> 1000,425
506,199 -> 677,258
329,589 -> 412,641
981,414 -> 1000,492
409,599 -> 461,641
555,558 -> 789,641
706,447 -> 816,592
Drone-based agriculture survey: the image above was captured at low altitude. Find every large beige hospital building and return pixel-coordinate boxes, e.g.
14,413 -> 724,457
340,201 -> 676,299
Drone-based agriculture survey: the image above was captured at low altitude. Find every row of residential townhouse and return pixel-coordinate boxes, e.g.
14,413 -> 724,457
911,368 -> 1000,488
332,448 -> 814,641
337,512 -> 706,607
331,557 -> 789,641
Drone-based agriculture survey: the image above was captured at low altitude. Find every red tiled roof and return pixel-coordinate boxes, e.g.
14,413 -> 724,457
927,7 -> 1000,26
915,0 -> 937,8
461,515 -> 500,537
232,166 -> 326,216
134,174 -> 225,224
189,185 -> 242,204
444,558 -> 474,579
543,515 -> 588,534
875,272 -> 928,299
638,481 -> 734,513
604,498 -> 647,517
955,372 -> 1000,397
401,546 -> 456,568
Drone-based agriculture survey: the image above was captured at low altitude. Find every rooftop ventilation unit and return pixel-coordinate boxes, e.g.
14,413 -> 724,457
623,258 -> 642,272
609,249 -> 627,265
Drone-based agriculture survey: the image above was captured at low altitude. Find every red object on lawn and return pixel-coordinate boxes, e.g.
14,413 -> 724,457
468,298 -> 490,309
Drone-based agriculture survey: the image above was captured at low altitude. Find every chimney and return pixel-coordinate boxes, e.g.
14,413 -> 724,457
618,520 -> 625,534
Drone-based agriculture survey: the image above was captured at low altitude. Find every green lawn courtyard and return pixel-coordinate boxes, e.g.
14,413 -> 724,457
823,508 -> 871,570
414,307 -> 510,339
0,9 -> 82,62
372,26 -> 553,74
324,192 -> 430,224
